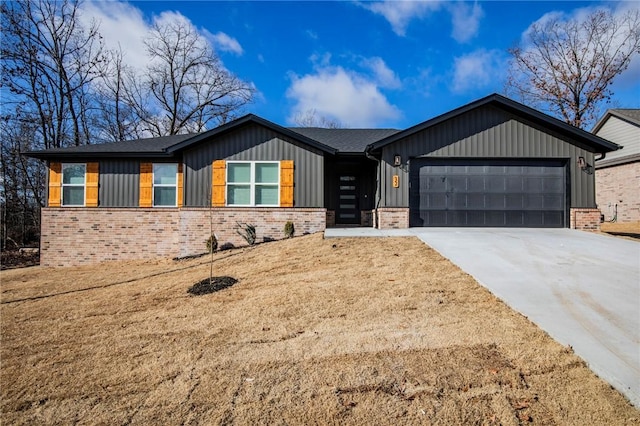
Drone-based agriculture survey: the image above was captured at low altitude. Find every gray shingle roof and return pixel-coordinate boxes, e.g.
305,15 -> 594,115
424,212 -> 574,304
610,109 -> 640,126
289,128 -> 400,153
25,134 -> 195,158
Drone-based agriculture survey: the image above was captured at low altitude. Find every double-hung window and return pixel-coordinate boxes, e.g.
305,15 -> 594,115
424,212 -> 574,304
153,163 -> 178,207
227,161 -> 279,206
62,164 -> 86,206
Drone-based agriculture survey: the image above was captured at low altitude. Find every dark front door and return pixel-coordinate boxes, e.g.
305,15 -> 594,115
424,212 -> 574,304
336,174 -> 360,224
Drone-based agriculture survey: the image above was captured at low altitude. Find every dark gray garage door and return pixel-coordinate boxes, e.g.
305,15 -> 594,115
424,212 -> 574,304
409,159 -> 567,227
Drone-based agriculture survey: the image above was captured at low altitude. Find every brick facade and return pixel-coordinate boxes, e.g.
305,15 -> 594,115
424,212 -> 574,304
595,161 -> 640,223
376,208 -> 410,229
569,208 -> 601,231
41,208 -> 326,267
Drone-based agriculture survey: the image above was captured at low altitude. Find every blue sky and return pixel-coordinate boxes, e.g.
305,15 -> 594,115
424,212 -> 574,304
82,1 -> 640,129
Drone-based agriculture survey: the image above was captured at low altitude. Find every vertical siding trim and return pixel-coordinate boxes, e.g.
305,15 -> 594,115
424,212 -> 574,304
85,162 -> 99,207
280,160 -> 294,207
48,162 -> 62,207
212,160 -> 226,207
139,163 -> 152,207
177,163 -> 184,208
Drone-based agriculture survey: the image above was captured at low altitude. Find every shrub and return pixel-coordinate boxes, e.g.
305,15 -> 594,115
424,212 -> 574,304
206,233 -> 218,253
284,221 -> 295,238
236,222 -> 256,246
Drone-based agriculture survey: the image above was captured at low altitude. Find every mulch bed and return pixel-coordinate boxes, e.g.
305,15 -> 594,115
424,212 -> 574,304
1,251 -> 40,270
187,276 -> 238,296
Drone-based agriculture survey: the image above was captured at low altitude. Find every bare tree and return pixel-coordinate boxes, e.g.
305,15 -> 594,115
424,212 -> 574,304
94,47 -> 139,142
1,0 -> 106,148
294,108 -> 342,128
128,19 -> 255,136
506,8 -> 640,128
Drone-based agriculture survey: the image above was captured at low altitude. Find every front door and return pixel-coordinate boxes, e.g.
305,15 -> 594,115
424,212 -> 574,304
336,174 -> 360,224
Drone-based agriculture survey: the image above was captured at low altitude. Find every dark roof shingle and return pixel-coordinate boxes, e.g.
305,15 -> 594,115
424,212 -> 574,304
288,128 -> 400,153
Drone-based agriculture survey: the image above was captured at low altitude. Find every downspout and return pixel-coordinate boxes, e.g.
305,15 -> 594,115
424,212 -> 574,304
595,152 -> 606,162
365,145 -> 381,229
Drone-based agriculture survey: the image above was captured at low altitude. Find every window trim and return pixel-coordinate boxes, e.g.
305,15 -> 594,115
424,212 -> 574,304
226,161 -> 280,207
152,163 -> 178,207
61,163 -> 86,207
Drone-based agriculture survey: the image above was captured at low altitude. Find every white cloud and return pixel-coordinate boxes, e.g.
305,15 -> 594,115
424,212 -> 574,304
360,57 -> 401,89
79,1 -> 244,70
452,49 -> 506,94
359,1 -> 442,37
79,1 -> 150,70
449,1 -> 484,43
519,4 -> 640,97
208,31 -> 244,55
286,65 -> 401,127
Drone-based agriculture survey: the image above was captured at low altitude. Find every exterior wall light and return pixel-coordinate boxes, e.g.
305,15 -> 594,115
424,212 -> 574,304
577,156 -> 587,170
393,154 -> 401,166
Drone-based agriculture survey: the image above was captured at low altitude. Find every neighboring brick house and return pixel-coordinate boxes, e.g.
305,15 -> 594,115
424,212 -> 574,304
593,109 -> 640,223
25,94 -> 619,266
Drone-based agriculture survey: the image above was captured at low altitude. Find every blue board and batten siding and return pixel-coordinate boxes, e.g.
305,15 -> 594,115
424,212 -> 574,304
183,123 -> 325,207
379,105 -> 596,209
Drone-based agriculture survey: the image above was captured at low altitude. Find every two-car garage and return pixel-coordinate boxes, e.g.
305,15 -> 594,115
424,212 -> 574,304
409,159 -> 567,227
366,94 -> 620,230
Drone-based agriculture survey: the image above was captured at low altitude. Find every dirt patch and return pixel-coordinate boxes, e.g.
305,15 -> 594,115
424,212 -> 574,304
1,234 -> 638,425
187,276 -> 238,295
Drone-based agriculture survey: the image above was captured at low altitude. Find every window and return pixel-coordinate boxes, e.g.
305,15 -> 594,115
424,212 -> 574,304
227,161 -> 279,206
153,163 -> 178,207
62,164 -> 86,206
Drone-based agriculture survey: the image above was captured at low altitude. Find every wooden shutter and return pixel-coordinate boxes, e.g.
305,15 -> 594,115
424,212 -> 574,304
85,162 -> 99,207
212,160 -> 226,207
280,160 -> 294,207
139,163 -> 152,207
177,163 -> 184,207
48,162 -> 62,207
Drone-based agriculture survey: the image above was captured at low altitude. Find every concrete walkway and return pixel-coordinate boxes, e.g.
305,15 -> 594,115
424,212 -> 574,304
324,227 -> 640,407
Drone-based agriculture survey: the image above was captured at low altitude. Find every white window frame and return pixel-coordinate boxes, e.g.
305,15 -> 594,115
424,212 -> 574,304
61,163 -> 86,207
226,161 -> 280,207
152,163 -> 178,207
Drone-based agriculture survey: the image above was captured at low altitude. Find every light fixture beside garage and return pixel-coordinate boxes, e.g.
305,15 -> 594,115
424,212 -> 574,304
577,156 -> 587,170
393,154 -> 402,166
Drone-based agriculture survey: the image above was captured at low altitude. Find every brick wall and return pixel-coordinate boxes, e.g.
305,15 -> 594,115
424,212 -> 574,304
595,161 -> 640,222
570,208 -> 601,231
326,210 -> 335,227
376,208 -> 409,229
41,208 -> 326,267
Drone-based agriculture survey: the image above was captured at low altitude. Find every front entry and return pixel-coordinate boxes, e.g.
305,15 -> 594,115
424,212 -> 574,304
336,174 -> 360,224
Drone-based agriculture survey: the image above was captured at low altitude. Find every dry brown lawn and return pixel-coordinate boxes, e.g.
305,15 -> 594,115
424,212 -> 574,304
1,234 -> 638,425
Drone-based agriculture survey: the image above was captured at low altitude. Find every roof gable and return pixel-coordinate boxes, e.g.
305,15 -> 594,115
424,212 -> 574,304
164,114 -> 337,155
367,93 -> 620,153
24,114 -> 337,160
592,109 -> 640,133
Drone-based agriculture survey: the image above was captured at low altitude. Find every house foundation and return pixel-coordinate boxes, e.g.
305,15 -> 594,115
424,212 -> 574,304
40,207 -> 326,267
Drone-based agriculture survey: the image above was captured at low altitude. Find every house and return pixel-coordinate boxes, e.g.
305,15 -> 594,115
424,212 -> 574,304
592,109 -> 640,223
25,94 -> 619,266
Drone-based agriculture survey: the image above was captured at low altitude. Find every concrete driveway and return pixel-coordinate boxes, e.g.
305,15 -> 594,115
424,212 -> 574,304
410,228 -> 640,407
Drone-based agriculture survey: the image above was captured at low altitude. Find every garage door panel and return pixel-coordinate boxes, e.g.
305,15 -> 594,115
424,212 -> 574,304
410,159 -> 567,227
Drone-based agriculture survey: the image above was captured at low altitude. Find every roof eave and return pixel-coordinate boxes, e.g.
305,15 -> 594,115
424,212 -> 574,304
165,114 -> 337,155
22,151 -> 174,160
367,93 -> 620,153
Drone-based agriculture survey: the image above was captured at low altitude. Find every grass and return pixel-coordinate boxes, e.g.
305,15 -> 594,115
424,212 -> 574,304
1,234 -> 638,425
